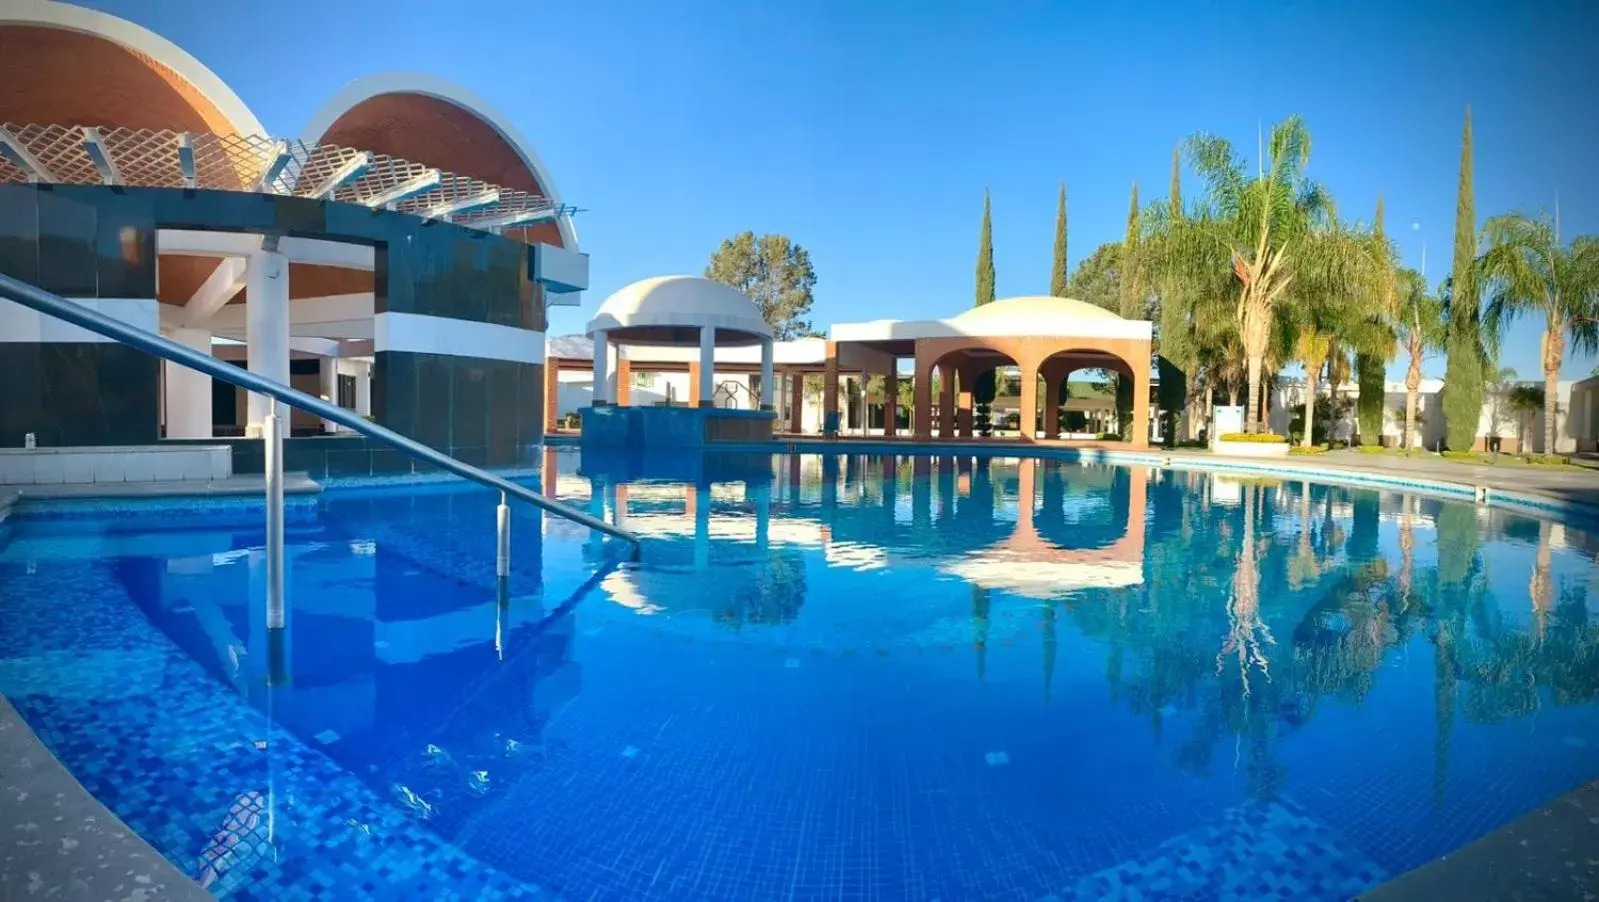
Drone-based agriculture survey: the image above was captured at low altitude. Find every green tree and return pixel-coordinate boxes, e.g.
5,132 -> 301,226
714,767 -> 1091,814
704,232 -> 818,340
1480,213 -> 1599,453
1152,116 -> 1378,432
1119,182 -> 1143,319
1155,147 -> 1193,445
1395,268 -> 1446,450
1356,196 -> 1399,443
1069,242 -> 1121,311
976,191 -> 995,307
1051,183 -> 1069,297
1442,108 -> 1484,450
1506,383 -> 1545,450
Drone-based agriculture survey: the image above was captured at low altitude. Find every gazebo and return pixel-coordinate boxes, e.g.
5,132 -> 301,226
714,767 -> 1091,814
825,296 -> 1155,447
580,276 -> 778,446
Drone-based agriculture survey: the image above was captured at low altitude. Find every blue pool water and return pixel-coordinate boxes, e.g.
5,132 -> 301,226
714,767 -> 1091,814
2,449 -> 1598,900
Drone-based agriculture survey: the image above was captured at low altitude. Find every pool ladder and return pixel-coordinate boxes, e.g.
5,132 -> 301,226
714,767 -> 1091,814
0,273 -> 640,630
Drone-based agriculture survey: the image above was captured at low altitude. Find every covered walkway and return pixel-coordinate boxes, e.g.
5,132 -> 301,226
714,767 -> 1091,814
823,296 -> 1155,448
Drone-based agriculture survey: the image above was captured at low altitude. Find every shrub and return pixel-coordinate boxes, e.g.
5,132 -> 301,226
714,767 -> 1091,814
1095,432 -> 1122,441
1440,450 -> 1480,462
1218,433 -> 1288,443
1357,445 -> 1388,455
1289,445 -> 1328,455
1523,454 -> 1571,467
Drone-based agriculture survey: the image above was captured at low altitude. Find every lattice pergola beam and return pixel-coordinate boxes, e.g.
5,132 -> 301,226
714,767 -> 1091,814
0,125 -> 54,182
364,169 -> 440,209
306,152 -> 369,200
0,123 -> 578,241
425,189 -> 499,221
176,133 -> 197,188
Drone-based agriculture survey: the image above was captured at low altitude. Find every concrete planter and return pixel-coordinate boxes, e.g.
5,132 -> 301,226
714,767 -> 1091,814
1210,438 -> 1291,458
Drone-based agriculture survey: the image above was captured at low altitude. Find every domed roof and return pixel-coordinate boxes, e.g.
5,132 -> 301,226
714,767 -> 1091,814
953,296 -> 1122,326
588,276 -> 770,342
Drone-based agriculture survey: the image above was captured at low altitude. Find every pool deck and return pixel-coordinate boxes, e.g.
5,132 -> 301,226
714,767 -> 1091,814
0,695 -> 209,901
1361,777 -> 1599,901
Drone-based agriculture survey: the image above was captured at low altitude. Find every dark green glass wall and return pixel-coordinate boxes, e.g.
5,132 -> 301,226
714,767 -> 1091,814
0,184 -> 544,462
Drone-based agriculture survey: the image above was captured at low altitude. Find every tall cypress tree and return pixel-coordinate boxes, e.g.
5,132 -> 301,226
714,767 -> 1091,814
1157,148 -> 1189,444
1441,108 -> 1483,450
1356,195 -> 1390,443
1115,181 -> 1141,432
1118,182 -> 1141,319
1050,183 -> 1069,297
975,190 -> 995,307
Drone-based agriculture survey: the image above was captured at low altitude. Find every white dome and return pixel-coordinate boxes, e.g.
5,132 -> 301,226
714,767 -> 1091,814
587,276 -> 770,341
952,296 -> 1123,331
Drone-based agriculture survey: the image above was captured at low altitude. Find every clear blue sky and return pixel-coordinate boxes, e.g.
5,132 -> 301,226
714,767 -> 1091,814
90,0 -> 1598,380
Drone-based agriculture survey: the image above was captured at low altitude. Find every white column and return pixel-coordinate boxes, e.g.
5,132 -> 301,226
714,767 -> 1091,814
760,338 -> 775,410
319,356 -> 337,433
355,362 -> 372,417
591,329 -> 610,405
859,370 -> 869,435
164,327 -> 213,439
698,326 -> 716,408
245,250 -> 290,434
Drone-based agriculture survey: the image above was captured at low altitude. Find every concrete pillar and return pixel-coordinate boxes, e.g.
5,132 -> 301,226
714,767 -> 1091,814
858,370 -> 869,435
687,362 -> 702,407
760,339 -> 774,410
823,343 -> 840,435
957,366 -> 974,438
883,368 -> 898,437
355,363 -> 371,418
1131,360 -> 1152,449
1019,361 -> 1039,442
1043,372 -> 1061,439
789,371 -> 805,434
913,358 -> 933,438
319,356 -> 337,433
544,359 -> 561,431
938,363 -> 956,438
164,327 -> 213,439
699,326 -> 716,408
616,359 -> 633,406
245,250 -> 289,434
591,330 -> 611,405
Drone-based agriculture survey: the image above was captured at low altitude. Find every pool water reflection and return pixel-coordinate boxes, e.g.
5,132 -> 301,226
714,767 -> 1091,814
1,448 -> 1597,900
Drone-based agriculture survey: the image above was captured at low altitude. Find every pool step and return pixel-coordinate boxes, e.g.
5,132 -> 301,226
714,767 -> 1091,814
1047,799 -> 1388,902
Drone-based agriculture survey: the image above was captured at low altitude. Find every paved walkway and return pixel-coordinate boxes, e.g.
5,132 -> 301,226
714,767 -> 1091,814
1168,448 -> 1599,508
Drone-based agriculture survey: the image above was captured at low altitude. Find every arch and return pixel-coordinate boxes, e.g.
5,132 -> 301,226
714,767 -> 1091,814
302,72 -> 575,249
1037,346 -> 1143,441
914,345 -> 1022,438
0,0 -> 264,135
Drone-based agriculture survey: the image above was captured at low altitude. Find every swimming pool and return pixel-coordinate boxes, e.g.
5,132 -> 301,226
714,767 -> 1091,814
2,448 -> 1597,900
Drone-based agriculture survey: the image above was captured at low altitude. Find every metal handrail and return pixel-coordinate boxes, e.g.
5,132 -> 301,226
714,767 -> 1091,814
0,272 -> 638,546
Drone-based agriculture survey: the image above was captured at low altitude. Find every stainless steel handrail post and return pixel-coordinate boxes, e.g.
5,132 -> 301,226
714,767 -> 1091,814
263,401 -> 286,630
0,272 -> 638,547
495,491 -> 511,578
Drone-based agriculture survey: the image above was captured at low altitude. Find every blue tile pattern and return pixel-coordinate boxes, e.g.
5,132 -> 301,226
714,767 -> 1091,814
3,448 -> 1599,900
1052,799 -> 1388,901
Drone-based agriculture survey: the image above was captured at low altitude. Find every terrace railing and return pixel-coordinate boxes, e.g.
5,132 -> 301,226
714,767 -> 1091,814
0,273 -> 638,632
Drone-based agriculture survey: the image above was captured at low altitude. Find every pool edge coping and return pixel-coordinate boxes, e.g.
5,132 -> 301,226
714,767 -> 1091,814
0,692 -> 211,901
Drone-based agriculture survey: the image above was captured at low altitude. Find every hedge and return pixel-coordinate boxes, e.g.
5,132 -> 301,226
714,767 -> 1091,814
1217,433 -> 1289,443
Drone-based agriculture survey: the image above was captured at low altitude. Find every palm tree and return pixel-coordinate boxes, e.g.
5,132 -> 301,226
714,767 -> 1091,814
1153,116 -> 1380,432
1394,268 -> 1446,450
1292,329 -> 1332,447
1479,213 -> 1599,454
1506,383 -> 1544,452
